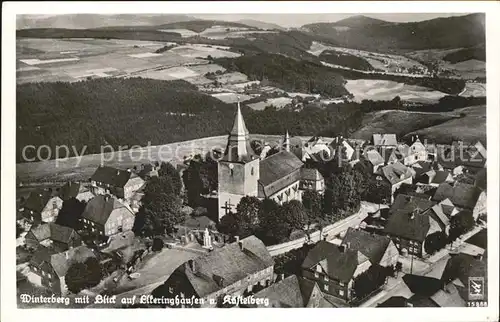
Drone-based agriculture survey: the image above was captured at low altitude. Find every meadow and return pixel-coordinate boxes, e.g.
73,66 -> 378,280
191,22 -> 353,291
345,79 -> 448,104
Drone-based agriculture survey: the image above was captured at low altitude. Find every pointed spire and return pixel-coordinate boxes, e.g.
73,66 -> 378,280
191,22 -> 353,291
222,98 -> 256,162
284,130 -> 290,152
230,96 -> 249,136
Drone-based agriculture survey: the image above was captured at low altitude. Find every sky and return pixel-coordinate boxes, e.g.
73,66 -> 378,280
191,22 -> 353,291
191,13 -> 470,28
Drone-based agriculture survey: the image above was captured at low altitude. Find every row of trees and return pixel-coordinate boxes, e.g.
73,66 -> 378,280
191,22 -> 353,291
217,197 -> 313,246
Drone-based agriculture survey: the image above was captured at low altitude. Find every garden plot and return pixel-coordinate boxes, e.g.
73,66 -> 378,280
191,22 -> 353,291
248,97 -> 293,110
183,76 -> 213,86
345,79 -> 447,104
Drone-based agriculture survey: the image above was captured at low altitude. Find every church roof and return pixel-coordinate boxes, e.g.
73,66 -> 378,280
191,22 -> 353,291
258,151 -> 304,197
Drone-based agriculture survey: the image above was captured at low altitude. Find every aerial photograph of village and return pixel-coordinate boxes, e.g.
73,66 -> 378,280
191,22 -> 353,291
14,11 -> 488,309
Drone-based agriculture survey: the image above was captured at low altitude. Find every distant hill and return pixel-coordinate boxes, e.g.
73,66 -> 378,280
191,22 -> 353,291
333,15 -> 391,28
155,19 -> 255,32
301,13 -> 485,52
16,14 -> 195,30
443,44 -> 486,63
237,19 -> 285,30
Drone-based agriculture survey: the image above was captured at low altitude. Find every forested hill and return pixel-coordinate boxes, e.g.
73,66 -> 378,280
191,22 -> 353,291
215,53 -> 349,97
301,13 -> 485,52
16,78 -> 360,162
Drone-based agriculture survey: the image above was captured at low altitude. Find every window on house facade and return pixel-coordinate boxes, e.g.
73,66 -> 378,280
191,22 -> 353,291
324,275 -> 329,282
251,167 -> 254,176
323,285 -> 328,291
315,272 -> 319,278
49,281 -> 52,287
230,169 -> 234,176
339,281 -> 344,287
339,290 -> 344,296
48,273 -> 51,279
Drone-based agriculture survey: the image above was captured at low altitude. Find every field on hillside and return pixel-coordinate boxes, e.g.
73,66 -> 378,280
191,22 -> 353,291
247,97 -> 294,110
16,38 -> 239,84
308,41 -> 428,74
345,79 -> 447,103
352,110 -> 457,141
406,105 -> 486,144
460,82 -> 486,97
405,48 -> 486,79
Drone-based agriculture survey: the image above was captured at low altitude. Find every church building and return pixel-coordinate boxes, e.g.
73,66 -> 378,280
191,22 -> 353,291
217,102 -> 324,220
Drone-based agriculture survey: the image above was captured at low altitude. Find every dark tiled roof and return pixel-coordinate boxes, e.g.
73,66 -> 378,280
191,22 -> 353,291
301,241 -> 363,283
30,245 -> 95,278
373,134 -> 397,146
252,275 -> 304,308
390,194 -> 436,217
177,236 -> 273,298
430,283 -> 466,307
412,161 -> 432,178
409,294 -> 439,307
300,167 -> 323,181
403,274 -> 443,296
465,229 -> 487,250
82,195 -> 130,226
91,166 -> 132,188
377,296 -> 410,307
385,196 -> 435,242
433,183 -> 482,209
258,151 -> 303,197
382,162 -> 413,185
59,182 -> 81,201
341,228 -> 392,265
441,253 -> 487,292
29,223 -> 76,244
431,171 -> 452,184
24,189 -> 53,213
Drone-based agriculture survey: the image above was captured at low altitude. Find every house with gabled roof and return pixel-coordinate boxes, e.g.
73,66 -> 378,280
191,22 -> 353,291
90,166 -> 145,200
22,189 -> 64,224
301,241 -> 372,302
25,223 -> 82,252
402,136 -> 428,166
161,235 -> 274,307
243,275 -> 335,308
363,149 -> 385,174
80,195 -> 135,237
432,182 -> 482,211
381,161 -> 413,202
384,194 -> 439,257
28,245 -> 96,295
341,227 -> 399,268
427,199 -> 459,235
373,134 -> 397,147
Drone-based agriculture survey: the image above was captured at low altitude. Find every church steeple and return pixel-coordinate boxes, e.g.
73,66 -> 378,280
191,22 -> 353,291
284,130 -> 290,152
230,100 -> 250,137
222,98 -> 256,162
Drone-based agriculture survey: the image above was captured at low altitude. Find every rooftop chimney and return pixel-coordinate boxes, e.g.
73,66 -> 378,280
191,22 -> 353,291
235,236 -> 239,243
238,241 -> 244,251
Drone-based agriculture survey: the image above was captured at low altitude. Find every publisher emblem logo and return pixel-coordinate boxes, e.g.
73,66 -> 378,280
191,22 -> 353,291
468,277 -> 484,300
